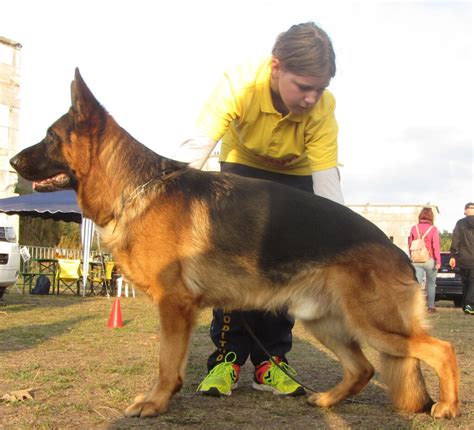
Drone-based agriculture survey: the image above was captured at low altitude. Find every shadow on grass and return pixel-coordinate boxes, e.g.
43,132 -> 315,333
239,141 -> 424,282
1,292 -> 104,312
106,335 -> 412,430
0,315 -> 96,353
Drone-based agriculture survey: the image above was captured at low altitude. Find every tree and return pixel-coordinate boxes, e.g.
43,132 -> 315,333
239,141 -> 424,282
15,177 -> 81,249
19,216 -> 81,248
440,230 -> 452,252
19,216 -> 60,246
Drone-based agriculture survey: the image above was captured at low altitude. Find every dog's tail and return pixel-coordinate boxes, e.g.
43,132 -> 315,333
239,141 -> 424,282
380,353 -> 433,413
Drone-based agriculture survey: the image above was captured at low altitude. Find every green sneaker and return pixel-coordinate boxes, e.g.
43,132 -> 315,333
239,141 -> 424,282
197,352 -> 240,397
464,305 -> 474,315
252,357 -> 306,396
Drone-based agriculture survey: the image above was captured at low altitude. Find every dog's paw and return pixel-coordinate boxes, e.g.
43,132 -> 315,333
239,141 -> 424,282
431,401 -> 461,419
307,392 -> 336,408
132,393 -> 148,404
124,400 -> 169,418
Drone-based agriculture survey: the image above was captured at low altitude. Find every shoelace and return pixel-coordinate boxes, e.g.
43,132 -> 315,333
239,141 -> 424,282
266,361 -> 298,385
196,351 -> 237,392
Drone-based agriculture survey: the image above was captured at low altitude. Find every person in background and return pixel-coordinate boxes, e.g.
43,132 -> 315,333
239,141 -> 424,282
449,202 -> 474,315
175,22 -> 343,397
408,207 -> 441,313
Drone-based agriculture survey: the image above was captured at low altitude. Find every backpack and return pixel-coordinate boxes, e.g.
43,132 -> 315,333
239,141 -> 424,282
31,275 -> 51,295
410,225 -> 433,263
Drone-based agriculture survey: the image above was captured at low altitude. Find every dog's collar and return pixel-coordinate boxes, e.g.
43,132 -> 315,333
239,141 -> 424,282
128,178 -> 155,203
127,169 -> 175,204
113,169 -> 176,234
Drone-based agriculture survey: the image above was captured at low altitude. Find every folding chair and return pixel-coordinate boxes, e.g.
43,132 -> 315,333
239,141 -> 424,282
88,261 -> 104,295
105,261 -> 115,293
86,260 -> 112,295
21,258 -> 40,293
56,259 -> 81,295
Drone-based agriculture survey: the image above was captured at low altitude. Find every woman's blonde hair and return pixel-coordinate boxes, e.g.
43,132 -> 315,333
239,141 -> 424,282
272,22 -> 336,78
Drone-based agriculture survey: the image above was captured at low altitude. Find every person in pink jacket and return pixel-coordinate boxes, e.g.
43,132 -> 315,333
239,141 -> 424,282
408,207 -> 441,313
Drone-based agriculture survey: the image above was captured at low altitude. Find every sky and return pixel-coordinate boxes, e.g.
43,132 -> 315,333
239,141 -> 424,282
1,0 -> 472,232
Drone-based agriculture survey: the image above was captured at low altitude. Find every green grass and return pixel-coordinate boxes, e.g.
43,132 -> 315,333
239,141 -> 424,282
0,292 -> 472,429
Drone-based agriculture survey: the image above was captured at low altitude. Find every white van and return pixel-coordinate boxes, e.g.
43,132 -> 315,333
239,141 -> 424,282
0,215 -> 20,298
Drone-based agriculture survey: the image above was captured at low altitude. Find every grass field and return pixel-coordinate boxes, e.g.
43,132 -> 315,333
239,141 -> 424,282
1,291 -> 473,429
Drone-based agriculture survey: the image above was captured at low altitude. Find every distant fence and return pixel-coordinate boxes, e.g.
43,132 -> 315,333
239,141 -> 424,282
21,245 -> 83,260
18,245 -> 106,274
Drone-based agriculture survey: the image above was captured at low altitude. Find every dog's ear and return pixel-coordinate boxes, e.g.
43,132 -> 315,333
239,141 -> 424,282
70,68 -> 104,126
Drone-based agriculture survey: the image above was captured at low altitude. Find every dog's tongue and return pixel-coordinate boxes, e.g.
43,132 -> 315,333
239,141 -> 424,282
32,181 -> 49,191
33,173 -> 70,191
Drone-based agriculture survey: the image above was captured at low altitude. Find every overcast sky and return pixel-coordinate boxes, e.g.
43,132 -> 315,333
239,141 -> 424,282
1,0 -> 472,232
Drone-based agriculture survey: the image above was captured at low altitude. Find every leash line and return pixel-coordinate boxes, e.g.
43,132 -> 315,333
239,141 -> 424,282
237,311 -> 319,394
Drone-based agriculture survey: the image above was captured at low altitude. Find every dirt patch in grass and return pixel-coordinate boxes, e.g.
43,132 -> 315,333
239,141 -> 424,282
0,292 -> 472,429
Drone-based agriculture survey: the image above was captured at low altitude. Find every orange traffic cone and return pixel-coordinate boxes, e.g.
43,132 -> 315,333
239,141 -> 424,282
108,298 -> 123,328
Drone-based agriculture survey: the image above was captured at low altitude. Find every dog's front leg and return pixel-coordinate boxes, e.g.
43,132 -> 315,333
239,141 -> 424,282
125,293 -> 198,418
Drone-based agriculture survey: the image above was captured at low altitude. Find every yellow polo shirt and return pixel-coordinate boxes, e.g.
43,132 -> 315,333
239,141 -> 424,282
196,58 -> 339,175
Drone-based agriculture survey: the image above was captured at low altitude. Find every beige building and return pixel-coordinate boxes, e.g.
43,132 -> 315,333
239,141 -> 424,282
0,36 -> 21,199
349,204 -> 440,254
0,36 -> 22,235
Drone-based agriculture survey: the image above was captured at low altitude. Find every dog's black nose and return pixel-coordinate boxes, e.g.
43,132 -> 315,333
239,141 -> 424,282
10,154 -> 20,170
10,154 -> 19,170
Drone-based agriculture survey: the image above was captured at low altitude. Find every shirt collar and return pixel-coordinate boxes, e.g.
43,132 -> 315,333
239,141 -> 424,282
260,61 -> 276,114
259,60 -> 306,123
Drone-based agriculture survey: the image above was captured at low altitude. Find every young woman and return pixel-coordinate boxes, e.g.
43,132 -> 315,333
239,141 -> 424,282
176,22 -> 343,396
408,207 -> 441,313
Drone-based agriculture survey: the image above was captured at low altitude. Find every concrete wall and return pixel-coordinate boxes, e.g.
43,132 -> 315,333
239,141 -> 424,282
0,36 -> 22,236
0,36 -> 21,199
349,204 -> 440,254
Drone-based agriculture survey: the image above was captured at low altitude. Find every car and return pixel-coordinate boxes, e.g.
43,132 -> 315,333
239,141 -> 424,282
0,215 -> 21,299
435,251 -> 463,307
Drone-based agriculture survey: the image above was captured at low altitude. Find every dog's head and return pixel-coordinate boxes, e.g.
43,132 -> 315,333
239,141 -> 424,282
10,68 -> 106,192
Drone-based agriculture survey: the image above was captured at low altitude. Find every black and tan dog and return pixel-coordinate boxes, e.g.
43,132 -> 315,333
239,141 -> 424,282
10,69 -> 460,419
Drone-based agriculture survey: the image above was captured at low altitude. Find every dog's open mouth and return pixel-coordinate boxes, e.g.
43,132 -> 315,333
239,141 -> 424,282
33,173 -> 70,192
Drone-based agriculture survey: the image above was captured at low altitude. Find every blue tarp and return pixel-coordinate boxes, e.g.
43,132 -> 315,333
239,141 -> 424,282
0,190 -> 98,296
0,190 -> 81,223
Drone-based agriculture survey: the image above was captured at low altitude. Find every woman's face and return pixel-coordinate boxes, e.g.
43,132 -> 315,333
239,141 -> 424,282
271,58 -> 331,115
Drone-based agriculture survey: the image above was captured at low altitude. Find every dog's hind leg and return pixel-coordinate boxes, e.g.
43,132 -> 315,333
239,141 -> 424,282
413,336 -> 460,418
329,251 -> 460,418
302,317 -> 375,408
375,332 -> 460,418
125,291 -> 198,418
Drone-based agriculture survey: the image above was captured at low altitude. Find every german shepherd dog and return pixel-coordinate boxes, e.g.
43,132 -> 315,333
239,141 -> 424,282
10,70 -> 460,419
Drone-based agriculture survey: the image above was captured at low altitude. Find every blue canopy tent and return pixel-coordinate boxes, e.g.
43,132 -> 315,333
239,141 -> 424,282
0,190 -> 82,222
0,190 -> 95,296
